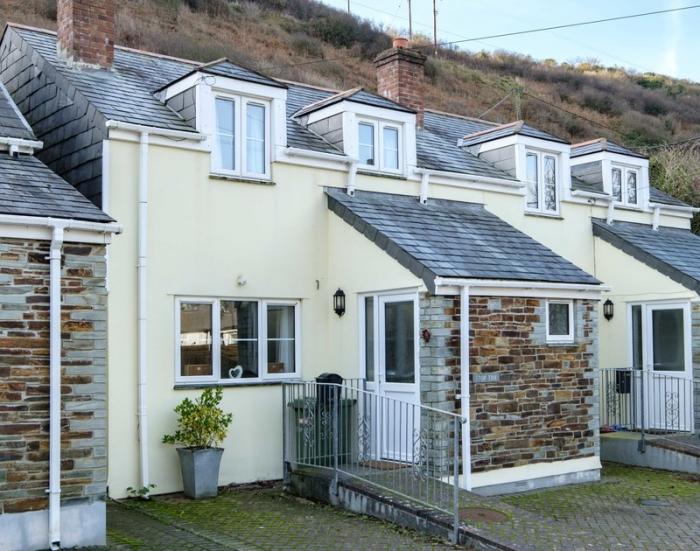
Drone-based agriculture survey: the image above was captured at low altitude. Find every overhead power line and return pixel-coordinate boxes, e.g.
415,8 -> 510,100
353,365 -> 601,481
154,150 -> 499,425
422,4 -> 700,49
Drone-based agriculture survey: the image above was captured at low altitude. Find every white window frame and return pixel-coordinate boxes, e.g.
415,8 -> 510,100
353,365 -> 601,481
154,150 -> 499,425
546,299 -> 574,343
611,164 -> 640,207
524,149 -> 560,215
211,93 -> 271,180
175,297 -> 301,385
356,117 -> 403,175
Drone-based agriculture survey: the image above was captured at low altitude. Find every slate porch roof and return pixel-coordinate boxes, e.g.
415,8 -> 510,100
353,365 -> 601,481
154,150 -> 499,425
0,152 -> 112,222
592,219 -> 700,294
327,187 -> 600,291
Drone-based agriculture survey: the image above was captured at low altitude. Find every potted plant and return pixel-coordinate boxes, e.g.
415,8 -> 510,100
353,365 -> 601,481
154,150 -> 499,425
162,387 -> 233,499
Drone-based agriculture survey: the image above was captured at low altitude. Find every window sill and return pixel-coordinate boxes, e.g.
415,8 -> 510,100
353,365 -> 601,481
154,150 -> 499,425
546,340 -> 575,347
356,169 -> 407,181
210,173 -> 275,185
174,379 -> 300,390
525,210 -> 563,220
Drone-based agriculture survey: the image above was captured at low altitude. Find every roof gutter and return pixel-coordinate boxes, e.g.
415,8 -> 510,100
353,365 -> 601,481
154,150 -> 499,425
571,189 -> 611,201
649,201 -> 700,214
285,147 -> 358,195
434,277 -> 607,299
413,167 -> 523,189
0,136 -> 44,151
105,120 -> 206,141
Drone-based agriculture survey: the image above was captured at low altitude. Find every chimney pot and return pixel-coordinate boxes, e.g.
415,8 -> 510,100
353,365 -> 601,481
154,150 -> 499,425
57,0 -> 115,68
375,40 -> 427,128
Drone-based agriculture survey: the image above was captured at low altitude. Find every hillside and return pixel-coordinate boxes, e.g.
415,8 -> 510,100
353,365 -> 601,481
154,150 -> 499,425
3,0 -> 700,223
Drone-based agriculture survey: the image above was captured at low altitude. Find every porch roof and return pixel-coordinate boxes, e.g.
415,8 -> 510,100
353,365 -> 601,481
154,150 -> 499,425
327,188 -> 600,292
592,218 -> 700,294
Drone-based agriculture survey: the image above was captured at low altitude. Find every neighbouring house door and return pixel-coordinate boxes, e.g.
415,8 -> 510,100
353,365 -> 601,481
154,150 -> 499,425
631,302 -> 693,432
362,292 -> 420,462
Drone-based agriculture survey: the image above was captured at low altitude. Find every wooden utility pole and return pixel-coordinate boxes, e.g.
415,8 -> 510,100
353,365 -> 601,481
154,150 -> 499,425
432,0 -> 438,55
408,0 -> 413,40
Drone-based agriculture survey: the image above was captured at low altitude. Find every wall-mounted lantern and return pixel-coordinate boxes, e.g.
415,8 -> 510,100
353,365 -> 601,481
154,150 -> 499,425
603,299 -> 614,321
333,289 -> 346,317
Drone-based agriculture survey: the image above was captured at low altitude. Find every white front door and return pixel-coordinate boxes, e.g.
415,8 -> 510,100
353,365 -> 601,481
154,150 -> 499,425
630,302 -> 693,432
361,292 -> 420,461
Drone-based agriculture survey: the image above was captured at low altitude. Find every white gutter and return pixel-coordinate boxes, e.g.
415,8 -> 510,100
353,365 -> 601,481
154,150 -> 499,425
459,285 -> 472,491
414,167 -> 524,189
0,214 -> 121,234
0,136 -> 43,150
649,201 -> 700,214
48,222 -> 65,551
652,205 -> 660,231
435,277 -> 606,292
137,132 -> 150,489
105,120 -> 206,141
285,147 -> 358,196
571,189 -> 611,201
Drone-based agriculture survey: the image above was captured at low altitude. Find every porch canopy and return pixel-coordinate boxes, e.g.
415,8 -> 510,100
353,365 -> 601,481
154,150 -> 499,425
593,218 -> 700,294
326,187 -> 600,294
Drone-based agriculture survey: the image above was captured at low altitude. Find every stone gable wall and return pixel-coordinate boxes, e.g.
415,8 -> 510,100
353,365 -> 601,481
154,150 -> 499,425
0,238 -> 107,514
419,294 -> 599,473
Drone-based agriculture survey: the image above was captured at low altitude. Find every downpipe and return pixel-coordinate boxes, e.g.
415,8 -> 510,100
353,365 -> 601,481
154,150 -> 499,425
48,222 -> 66,550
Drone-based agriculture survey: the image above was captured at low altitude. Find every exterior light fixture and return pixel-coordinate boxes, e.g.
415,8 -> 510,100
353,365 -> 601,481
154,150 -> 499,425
333,289 -> 346,317
603,299 -> 614,321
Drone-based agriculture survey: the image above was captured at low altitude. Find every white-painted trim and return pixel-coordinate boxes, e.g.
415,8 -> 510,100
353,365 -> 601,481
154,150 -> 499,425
459,286 -> 472,491
545,299 -> 575,343
413,167 -> 523,189
523,148 -> 561,216
434,277 -> 606,300
105,120 -> 205,141
0,136 -> 43,153
649,202 -> 700,214
0,214 -> 120,241
469,456 -> 602,489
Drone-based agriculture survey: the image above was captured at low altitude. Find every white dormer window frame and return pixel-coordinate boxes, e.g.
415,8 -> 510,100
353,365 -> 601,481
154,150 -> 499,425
524,148 -> 560,215
610,164 -> 639,207
211,92 -> 272,180
356,117 -> 404,175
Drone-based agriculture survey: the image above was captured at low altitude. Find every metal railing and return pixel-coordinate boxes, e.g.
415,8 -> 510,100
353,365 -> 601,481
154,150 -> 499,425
601,368 -> 696,449
282,381 -> 466,543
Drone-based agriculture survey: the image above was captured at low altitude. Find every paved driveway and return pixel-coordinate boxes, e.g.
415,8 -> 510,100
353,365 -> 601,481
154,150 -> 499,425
104,483 -> 457,550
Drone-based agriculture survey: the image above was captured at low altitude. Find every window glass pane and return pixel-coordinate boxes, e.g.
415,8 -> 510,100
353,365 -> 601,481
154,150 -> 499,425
384,300 -> 414,383
246,103 -> 266,174
526,153 -> 538,208
383,126 -> 399,170
215,98 -> 235,171
221,301 -> 258,379
267,304 -> 296,374
612,168 -> 622,202
180,303 -> 212,377
627,171 -> 638,204
652,308 -> 685,371
364,297 -> 374,381
543,155 -> 557,211
359,122 -> 375,166
548,302 -> 570,336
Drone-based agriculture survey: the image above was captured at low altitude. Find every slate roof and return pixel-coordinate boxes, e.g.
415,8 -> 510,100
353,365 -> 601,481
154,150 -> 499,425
0,152 -> 112,222
460,120 -> 569,147
571,138 -> 646,159
158,58 -> 286,92
592,218 -> 700,293
327,187 -> 599,290
293,86 -> 413,117
649,187 -> 690,207
0,80 -> 35,140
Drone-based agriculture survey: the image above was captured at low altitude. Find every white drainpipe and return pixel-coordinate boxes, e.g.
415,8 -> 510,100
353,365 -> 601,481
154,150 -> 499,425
137,132 -> 150,489
48,221 -> 66,550
419,172 -> 430,204
459,285 -> 472,491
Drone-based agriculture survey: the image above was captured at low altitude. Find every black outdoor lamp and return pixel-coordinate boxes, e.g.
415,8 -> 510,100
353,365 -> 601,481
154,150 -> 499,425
333,288 -> 346,317
603,299 -> 614,321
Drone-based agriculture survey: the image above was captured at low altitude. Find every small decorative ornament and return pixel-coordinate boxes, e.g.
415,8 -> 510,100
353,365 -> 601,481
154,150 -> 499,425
603,299 -> 614,321
333,288 -> 346,317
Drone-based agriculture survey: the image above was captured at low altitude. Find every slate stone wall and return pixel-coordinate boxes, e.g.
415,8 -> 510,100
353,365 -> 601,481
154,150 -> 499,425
0,238 -> 107,514
419,294 -> 599,473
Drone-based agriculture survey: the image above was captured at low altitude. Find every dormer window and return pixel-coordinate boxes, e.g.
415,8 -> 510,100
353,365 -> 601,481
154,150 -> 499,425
525,150 -> 558,214
357,119 -> 402,173
213,95 -> 270,178
611,166 -> 638,206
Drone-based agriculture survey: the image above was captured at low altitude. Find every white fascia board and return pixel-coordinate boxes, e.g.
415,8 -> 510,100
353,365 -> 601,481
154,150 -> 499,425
433,277 -> 606,300
470,134 -> 571,156
304,99 -> 416,126
160,72 -> 200,100
209,76 -> 287,102
0,137 -> 44,154
649,201 -> 700,214
0,215 -> 121,243
413,167 -> 523,189
570,151 -> 606,166
106,129 -> 209,152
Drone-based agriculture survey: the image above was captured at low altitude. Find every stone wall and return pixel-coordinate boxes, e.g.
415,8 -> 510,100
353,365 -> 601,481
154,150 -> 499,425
419,294 -> 599,474
0,238 -> 107,515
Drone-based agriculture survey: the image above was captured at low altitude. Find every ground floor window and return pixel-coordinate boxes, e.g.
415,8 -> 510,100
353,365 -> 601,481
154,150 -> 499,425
176,297 -> 300,384
546,299 -> 574,343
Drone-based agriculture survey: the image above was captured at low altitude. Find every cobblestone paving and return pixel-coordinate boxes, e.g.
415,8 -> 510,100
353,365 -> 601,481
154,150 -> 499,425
104,483 -> 457,550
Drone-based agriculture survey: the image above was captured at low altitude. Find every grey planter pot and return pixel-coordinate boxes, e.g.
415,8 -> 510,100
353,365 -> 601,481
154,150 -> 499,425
176,447 -> 224,499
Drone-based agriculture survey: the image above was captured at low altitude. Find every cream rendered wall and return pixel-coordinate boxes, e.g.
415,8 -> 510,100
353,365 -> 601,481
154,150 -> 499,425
106,141 -> 420,497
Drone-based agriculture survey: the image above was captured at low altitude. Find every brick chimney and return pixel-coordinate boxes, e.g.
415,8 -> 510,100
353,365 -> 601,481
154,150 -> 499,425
57,0 -> 115,68
374,37 -> 427,127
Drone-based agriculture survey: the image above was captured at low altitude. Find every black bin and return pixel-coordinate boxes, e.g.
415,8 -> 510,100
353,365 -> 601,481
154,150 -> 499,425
316,372 -> 343,409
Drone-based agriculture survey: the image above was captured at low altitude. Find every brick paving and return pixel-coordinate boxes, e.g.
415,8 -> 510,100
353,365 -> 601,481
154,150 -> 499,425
104,483 -> 457,550
101,465 -> 700,550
